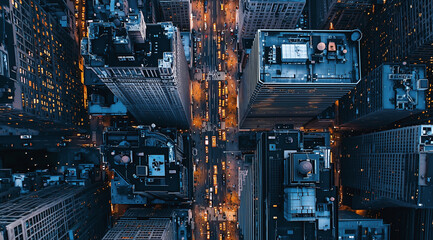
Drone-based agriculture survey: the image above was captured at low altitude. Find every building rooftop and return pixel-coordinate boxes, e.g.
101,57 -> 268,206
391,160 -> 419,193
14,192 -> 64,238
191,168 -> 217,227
103,208 -> 189,240
257,29 -> 361,84
102,127 -> 189,204
83,16 -> 175,68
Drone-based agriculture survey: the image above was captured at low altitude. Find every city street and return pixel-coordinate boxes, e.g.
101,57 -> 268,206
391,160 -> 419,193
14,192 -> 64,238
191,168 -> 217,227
190,0 -> 241,239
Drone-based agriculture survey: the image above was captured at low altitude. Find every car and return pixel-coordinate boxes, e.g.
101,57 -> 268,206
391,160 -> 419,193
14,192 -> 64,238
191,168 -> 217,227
22,142 -> 32,147
205,135 -> 209,145
205,146 -> 209,154
20,135 -> 32,139
192,148 -> 198,156
212,136 -> 217,147
213,175 -> 217,186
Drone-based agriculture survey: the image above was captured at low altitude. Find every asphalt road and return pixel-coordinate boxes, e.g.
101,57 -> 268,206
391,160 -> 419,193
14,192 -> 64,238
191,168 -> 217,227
191,0 -> 240,239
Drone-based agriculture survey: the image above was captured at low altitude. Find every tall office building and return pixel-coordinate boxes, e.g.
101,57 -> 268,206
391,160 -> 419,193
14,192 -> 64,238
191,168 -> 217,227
157,0 -> 191,31
82,11 -> 191,128
103,208 -> 190,240
338,63 -> 428,129
239,29 -> 361,129
102,127 -> 191,205
362,1 -> 433,74
311,0 -> 374,30
0,184 -> 109,240
338,210 -> 390,240
239,128 -> 337,239
379,208 -> 433,240
0,0 -> 86,130
341,125 -> 433,209
238,0 -> 306,40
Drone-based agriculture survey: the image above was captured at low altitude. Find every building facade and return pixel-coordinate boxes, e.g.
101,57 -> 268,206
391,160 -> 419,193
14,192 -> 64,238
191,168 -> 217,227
239,29 -> 361,129
341,125 -> 433,209
0,0 -> 86,130
0,184 -> 109,240
238,0 -> 306,40
82,13 -> 191,128
311,0 -> 374,30
379,208 -> 433,240
102,127 -> 191,205
239,128 -> 337,239
362,0 -> 433,74
157,0 -> 191,31
338,63 -> 428,129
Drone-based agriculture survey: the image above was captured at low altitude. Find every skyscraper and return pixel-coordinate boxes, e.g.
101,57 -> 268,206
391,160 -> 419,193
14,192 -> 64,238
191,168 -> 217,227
239,29 -> 361,129
0,0 -> 86,130
82,12 -> 191,128
362,1 -> 433,74
379,208 -> 433,240
157,0 -> 191,31
338,63 -> 428,129
0,184 -> 109,240
239,128 -> 337,239
102,208 -> 190,240
341,125 -> 433,209
102,127 -> 191,205
311,0 -> 374,30
238,0 -> 306,40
